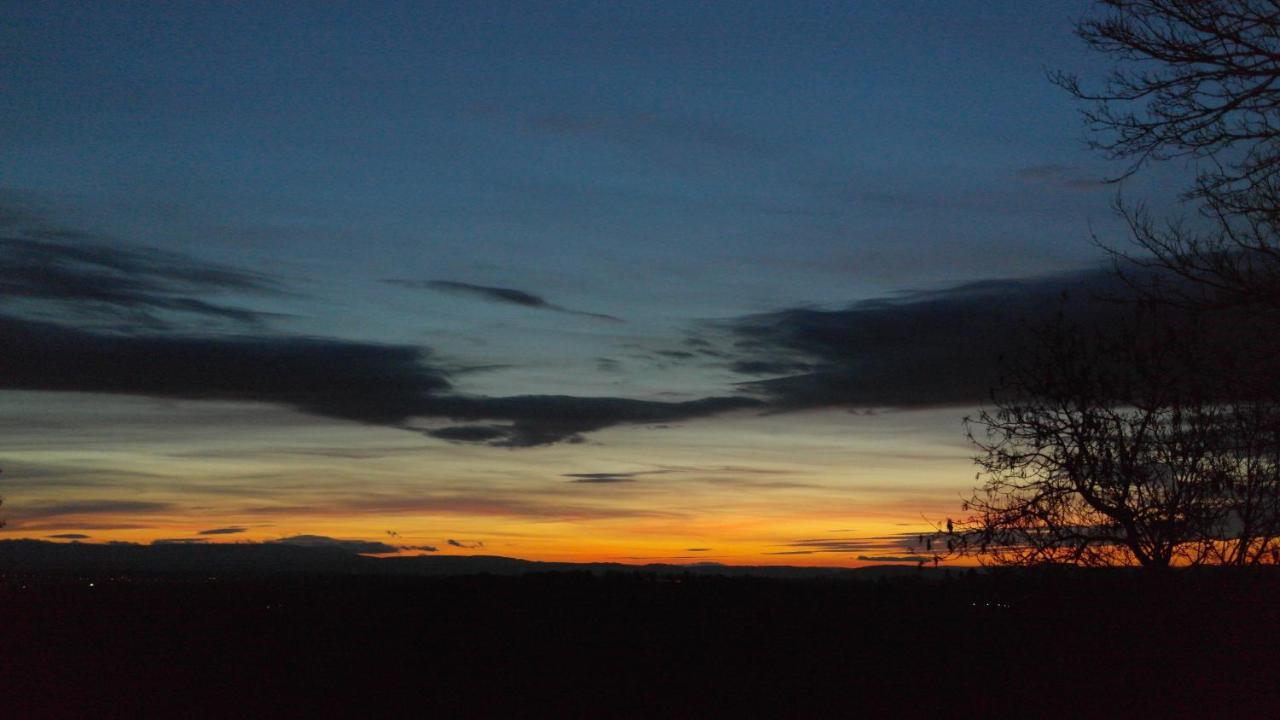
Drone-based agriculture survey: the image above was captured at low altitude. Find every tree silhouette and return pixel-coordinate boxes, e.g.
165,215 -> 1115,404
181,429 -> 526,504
1053,0 -> 1280,205
939,0 -> 1280,570
1053,1 -> 1280,322
941,305 -> 1280,568
950,306 -> 1267,568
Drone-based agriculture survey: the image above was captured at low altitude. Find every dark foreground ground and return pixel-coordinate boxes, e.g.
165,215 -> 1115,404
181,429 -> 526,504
4,566 -> 1278,718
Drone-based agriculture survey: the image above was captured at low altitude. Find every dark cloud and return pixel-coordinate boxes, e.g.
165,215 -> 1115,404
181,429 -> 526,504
0,204 -> 768,448
655,350 -> 696,360
387,279 -> 622,323
268,534 -> 399,554
3,312 -> 759,445
197,527 -> 248,536
685,548 -> 711,552
563,470 -> 668,483
0,313 -> 449,425
724,269 -> 1142,410
3,259 -> 1168,446
426,425 -> 512,443
152,538 -> 208,545
400,545 -> 439,552
0,229 -> 284,331
857,555 -> 930,563
392,279 -> 547,307
447,539 -> 484,549
565,474 -> 636,484
48,533 -> 90,539
423,394 -> 763,448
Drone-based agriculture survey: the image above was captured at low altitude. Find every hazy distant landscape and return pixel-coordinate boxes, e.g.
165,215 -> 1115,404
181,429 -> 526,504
0,538 -> 930,579
4,540 -> 1278,717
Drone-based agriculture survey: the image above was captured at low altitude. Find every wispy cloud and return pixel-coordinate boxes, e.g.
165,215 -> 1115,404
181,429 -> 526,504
0,203 -> 285,331
234,493 -> 683,522
197,527 -> 247,536
779,534 -> 921,554
563,470 -> 670,484
387,279 -> 622,322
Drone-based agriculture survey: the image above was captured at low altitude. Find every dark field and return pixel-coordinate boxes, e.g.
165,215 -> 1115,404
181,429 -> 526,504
4,566 -> 1278,719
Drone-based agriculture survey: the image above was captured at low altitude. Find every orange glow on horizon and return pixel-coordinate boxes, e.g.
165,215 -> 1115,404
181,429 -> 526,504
0,394 -> 979,569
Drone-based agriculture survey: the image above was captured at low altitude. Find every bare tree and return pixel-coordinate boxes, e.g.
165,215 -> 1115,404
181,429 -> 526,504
943,303 -> 1280,569
935,1 -> 1280,570
1056,1 -> 1280,324
1109,197 -> 1280,313
1194,398 -> 1280,564
956,308 -> 1216,568
1053,0 -> 1280,204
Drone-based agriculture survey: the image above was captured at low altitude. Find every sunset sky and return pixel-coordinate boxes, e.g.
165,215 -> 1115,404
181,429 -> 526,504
1,1 -> 1190,564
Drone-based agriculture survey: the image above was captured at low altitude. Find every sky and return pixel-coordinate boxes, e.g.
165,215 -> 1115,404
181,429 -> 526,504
0,1 -> 1192,564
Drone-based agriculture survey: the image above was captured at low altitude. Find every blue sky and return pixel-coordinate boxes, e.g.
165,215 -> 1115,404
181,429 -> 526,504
0,1 -> 1195,561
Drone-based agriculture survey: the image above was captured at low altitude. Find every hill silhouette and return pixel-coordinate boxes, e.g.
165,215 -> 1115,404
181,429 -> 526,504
0,539 -> 933,579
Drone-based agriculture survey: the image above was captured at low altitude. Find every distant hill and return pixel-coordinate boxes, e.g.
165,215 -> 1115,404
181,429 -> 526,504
0,539 -> 946,580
